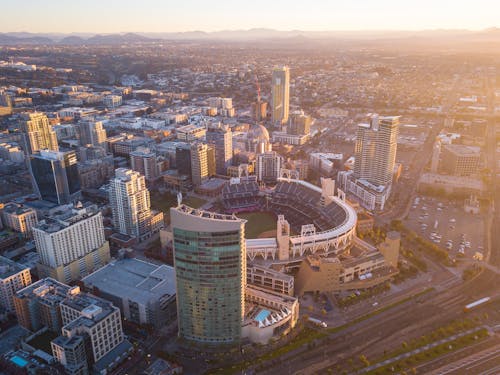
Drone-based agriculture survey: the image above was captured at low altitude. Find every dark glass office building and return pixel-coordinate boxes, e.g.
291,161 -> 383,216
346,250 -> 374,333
30,150 -> 81,204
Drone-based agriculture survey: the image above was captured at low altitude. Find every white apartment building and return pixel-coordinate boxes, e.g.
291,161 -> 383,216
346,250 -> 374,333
1,203 -> 38,238
52,288 -> 130,374
0,256 -> 32,311
256,151 -> 283,183
33,204 -> 110,283
109,168 -> 162,241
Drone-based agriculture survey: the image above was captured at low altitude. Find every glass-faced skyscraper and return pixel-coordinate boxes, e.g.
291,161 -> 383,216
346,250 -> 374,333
206,124 -> 233,175
271,66 -> 290,127
30,150 -> 80,204
171,205 -> 247,344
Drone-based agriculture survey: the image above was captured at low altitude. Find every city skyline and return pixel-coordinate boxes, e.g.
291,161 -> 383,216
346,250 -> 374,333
0,3 -> 498,372
1,0 -> 499,33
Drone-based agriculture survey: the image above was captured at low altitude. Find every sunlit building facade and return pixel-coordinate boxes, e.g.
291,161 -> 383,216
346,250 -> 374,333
271,66 -> 290,126
171,205 -> 246,343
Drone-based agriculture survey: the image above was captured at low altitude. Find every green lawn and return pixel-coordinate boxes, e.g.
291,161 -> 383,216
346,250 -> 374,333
236,212 -> 277,238
150,192 -> 178,213
150,193 -> 207,225
183,196 -> 207,209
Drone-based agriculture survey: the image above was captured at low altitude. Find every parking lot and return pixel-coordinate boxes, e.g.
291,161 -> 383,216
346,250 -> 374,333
404,195 -> 485,261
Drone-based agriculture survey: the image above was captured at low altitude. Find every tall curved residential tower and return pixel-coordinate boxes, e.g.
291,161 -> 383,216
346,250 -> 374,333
171,205 -> 247,344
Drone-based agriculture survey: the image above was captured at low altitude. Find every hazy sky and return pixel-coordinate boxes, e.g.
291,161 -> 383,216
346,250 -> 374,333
1,0 -> 499,33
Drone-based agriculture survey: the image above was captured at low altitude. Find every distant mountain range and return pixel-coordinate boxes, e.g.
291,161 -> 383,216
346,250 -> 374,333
0,28 -> 499,45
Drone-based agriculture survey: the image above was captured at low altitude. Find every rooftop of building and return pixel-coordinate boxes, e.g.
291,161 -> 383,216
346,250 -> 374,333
0,256 -> 29,280
176,124 -> 206,132
173,204 -> 245,222
443,143 -> 481,156
15,278 -> 73,306
62,292 -> 117,329
310,152 -> 343,160
115,136 -> 152,146
82,258 -> 176,306
31,150 -> 66,160
34,203 -> 99,234
51,334 -> 84,349
144,358 -> 182,375
114,167 -> 142,181
339,250 -> 386,268
1,202 -> 35,216
130,147 -> 155,157
248,264 -> 294,283
305,254 -> 341,271
198,178 -> 228,190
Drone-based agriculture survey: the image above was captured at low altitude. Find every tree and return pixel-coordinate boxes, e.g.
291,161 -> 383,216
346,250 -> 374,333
359,354 -> 370,367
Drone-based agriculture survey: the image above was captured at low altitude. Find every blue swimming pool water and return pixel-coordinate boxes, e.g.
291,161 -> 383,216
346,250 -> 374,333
11,355 -> 28,367
254,309 -> 271,322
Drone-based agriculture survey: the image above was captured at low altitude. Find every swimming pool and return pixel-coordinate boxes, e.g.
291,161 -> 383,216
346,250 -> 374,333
254,309 -> 271,323
10,355 -> 28,367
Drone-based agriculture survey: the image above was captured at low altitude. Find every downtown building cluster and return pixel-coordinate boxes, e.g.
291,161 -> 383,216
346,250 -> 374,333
0,60 -> 407,374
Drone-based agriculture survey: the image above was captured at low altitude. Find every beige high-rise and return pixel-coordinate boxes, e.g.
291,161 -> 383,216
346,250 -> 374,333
271,66 -> 290,126
354,114 -> 399,186
22,112 -> 58,153
109,168 -> 158,241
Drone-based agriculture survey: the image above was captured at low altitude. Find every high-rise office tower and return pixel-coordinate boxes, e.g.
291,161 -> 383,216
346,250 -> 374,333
190,143 -> 209,186
130,147 -> 158,182
271,66 -> 290,126
251,100 -> 267,122
175,144 -> 192,176
353,114 -> 399,187
30,150 -> 81,204
109,168 -> 155,240
256,151 -> 284,183
171,205 -> 247,343
78,119 -> 107,147
206,124 -> 233,175
33,204 -> 110,283
207,144 -> 216,177
22,112 -> 59,153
